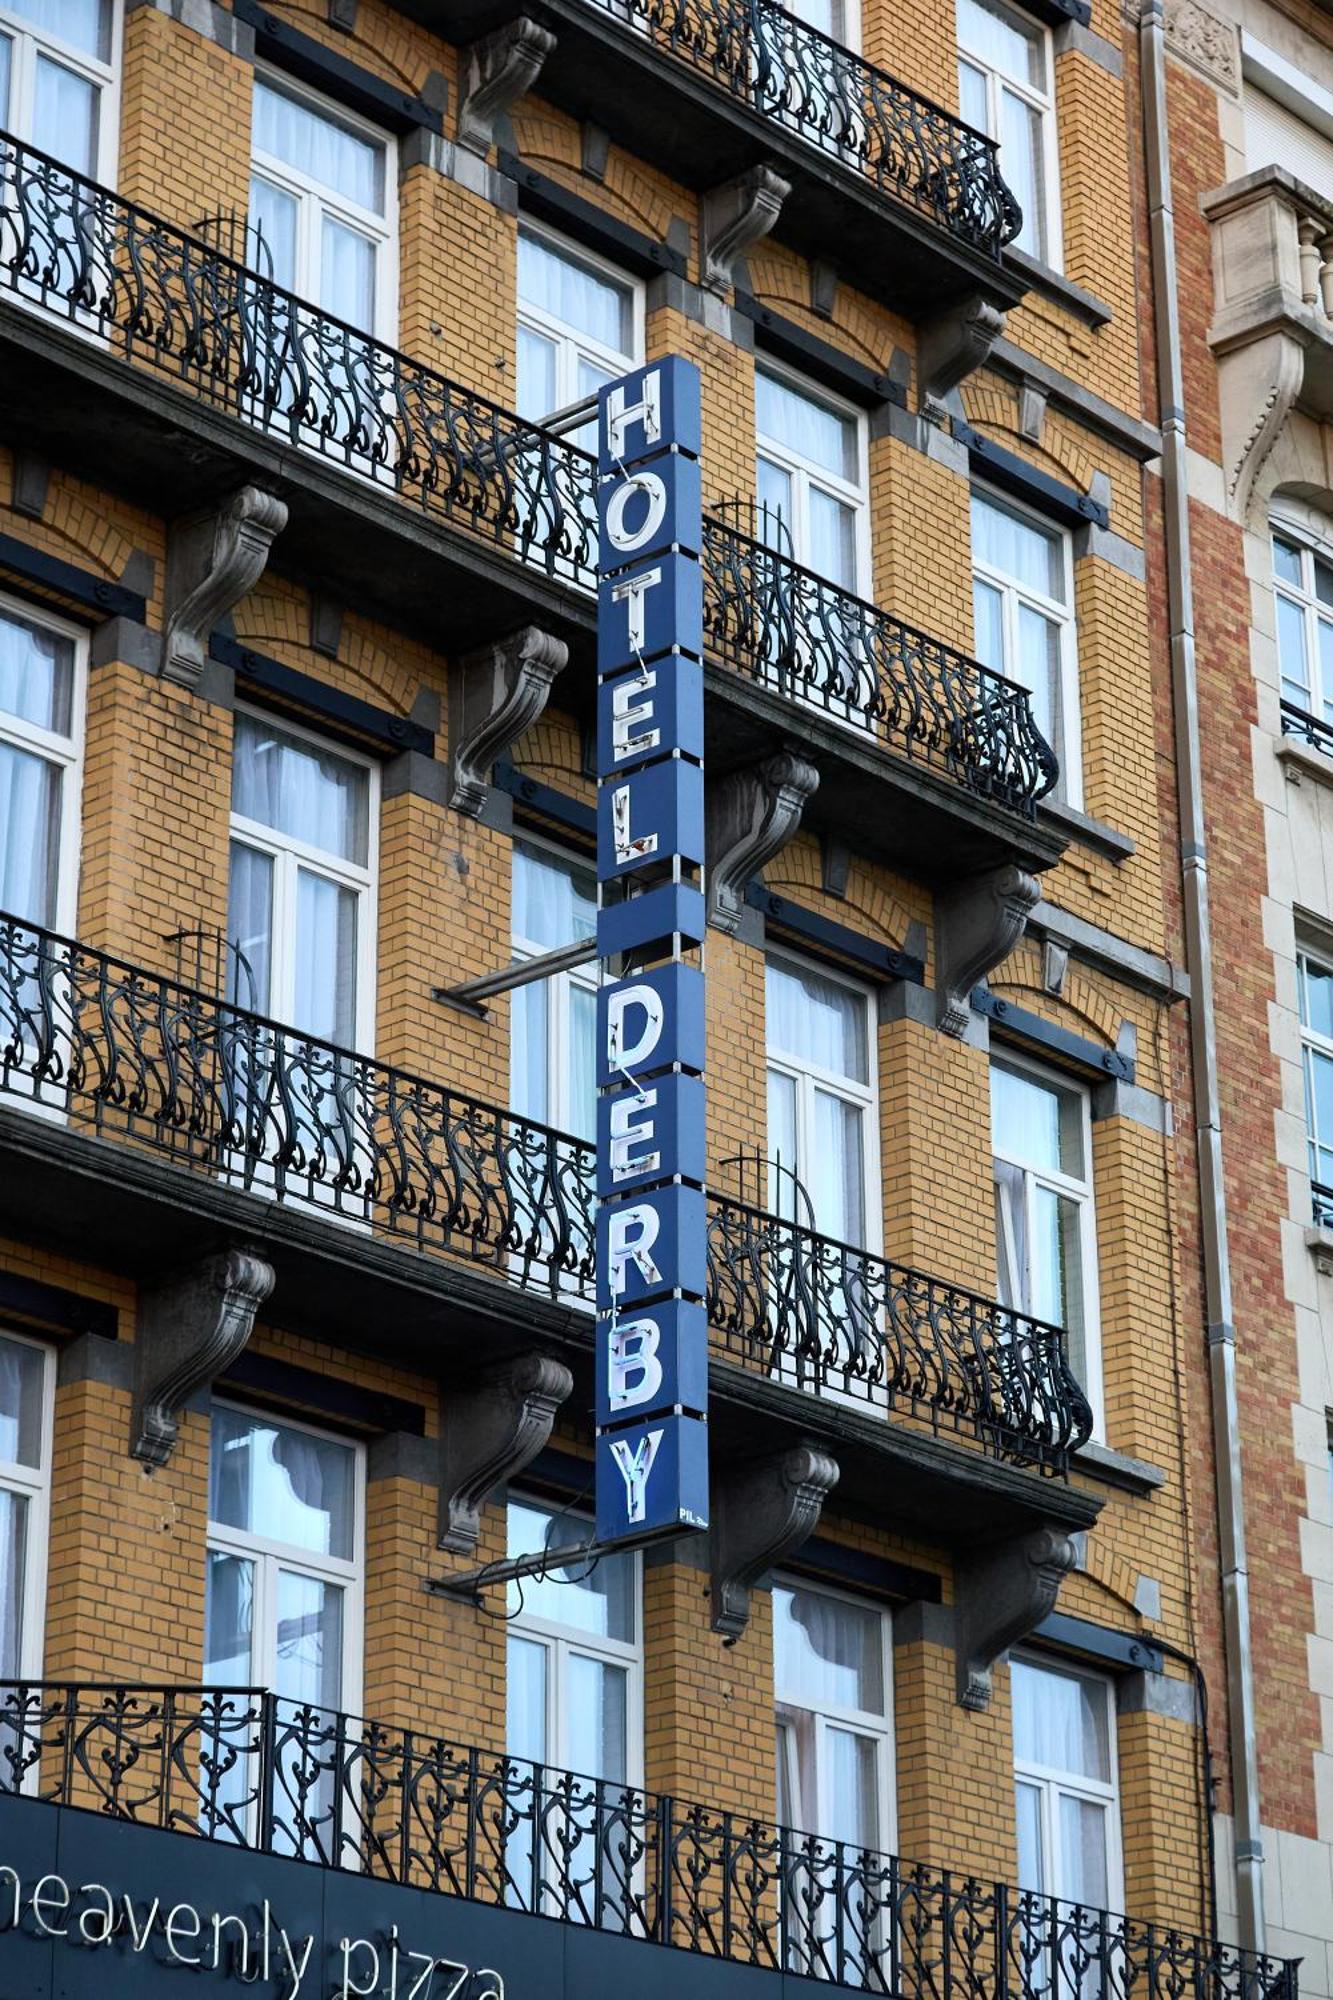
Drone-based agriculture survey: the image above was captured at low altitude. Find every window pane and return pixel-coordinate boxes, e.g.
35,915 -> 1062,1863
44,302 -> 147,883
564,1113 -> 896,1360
958,0 -> 1044,90
767,960 -> 868,1083
566,1652 -> 628,1782
1014,601 -> 1061,749
32,55 -> 96,174
250,174 -> 298,291
569,981 -> 597,1143
1277,592 -> 1311,706
227,841 -> 274,1012
507,1633 -> 548,1762
275,1569 -> 343,1707
812,1087 -> 865,1246
511,979 -> 550,1124
294,867 -> 358,1045
958,56 -> 987,129
0,742 -> 61,927
774,1584 -> 884,1714
973,577 -> 1005,671
1016,1778 -> 1044,1892
320,213 -> 375,329
776,1702 -> 819,1831
0,1338 -> 45,1468
1306,1045 -> 1333,1161
4,0 -> 107,55
253,81 -> 384,212
210,1407 -> 356,1560
0,1491 -> 26,1678
517,325 -> 558,421
0,607 -> 73,734
204,1549 -> 254,1683
992,1061 -> 1084,1179
1012,1658 -> 1111,1782
767,1068 -> 800,1213
1302,955 -> 1333,1040
994,1155 -> 1027,1312
1057,1792 -> 1110,1908
512,841 -> 596,950
809,486 -> 858,593
1273,535 -> 1304,588
507,1499 -> 635,1641
757,457 -> 794,555
1316,554 -> 1333,610
756,372 -> 856,483
1000,85 -> 1045,258
825,1725 -> 879,1848
232,714 -> 369,866
518,233 -> 633,356
1030,1183 -> 1086,1353
973,492 -> 1064,602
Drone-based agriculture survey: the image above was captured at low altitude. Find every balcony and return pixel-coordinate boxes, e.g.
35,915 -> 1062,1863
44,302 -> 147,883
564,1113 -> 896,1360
428,0 -> 1025,317
0,134 -> 1064,883
0,1681 -> 1298,2000
0,912 -> 1095,1535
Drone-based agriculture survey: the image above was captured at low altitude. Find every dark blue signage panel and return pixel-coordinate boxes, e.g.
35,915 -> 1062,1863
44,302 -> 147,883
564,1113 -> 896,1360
595,356 -> 709,1549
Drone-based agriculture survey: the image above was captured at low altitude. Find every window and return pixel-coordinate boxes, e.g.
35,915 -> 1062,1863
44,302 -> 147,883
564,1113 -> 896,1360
957,0 -> 1058,265
992,1054 -> 1101,1430
766,955 -> 877,1251
510,838 -> 597,1142
1273,528 -> 1333,729
1012,1656 -> 1122,1914
0,595 -> 84,935
0,0 -> 117,179
1242,39 -> 1333,198
972,488 -> 1079,804
506,1494 -> 641,1917
205,1405 -> 363,1851
787,0 -> 858,43
756,365 -> 868,596
0,1333 -> 52,1683
516,227 -> 641,440
775,1579 -> 893,1979
1298,949 -> 1333,1204
227,709 -> 376,1046
250,76 -> 394,337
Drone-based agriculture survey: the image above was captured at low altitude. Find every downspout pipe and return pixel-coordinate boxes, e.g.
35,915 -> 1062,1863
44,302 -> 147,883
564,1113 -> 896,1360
1139,0 -> 1266,1955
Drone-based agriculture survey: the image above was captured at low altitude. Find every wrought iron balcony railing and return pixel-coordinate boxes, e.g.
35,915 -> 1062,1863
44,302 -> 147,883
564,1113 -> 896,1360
0,132 -> 1056,817
1280,697 -> 1333,760
0,912 -> 1092,1471
1313,1179 -> 1333,1228
583,0 -> 1021,255
0,1682 -> 1297,2000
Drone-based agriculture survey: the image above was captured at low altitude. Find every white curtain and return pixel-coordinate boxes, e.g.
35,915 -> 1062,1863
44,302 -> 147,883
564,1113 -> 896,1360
6,0 -> 106,59
766,960 -> 866,1082
294,867 -> 357,1045
227,842 -> 273,1011
518,233 -> 631,354
972,492 -> 1063,603
253,81 -> 383,213
757,371 -> 854,482
232,715 -> 368,866
0,742 -> 57,926
32,55 -> 96,175
775,1585 -> 881,1713
250,175 -> 298,291
1011,1661 -> 1110,1784
274,1569 -> 341,1705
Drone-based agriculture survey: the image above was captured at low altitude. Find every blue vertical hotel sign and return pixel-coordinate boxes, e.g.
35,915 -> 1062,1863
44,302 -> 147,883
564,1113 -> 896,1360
594,356 -> 709,1548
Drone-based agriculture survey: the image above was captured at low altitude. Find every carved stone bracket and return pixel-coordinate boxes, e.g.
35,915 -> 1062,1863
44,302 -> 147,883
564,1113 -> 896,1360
917,294 -> 1006,417
457,17 -> 555,155
934,863 -> 1040,1037
701,167 -> 791,295
131,1247 -> 275,1468
706,750 -> 819,934
710,1443 -> 839,1640
163,487 -> 287,691
955,1526 -> 1077,1709
437,1352 -> 573,1553
449,626 -> 568,816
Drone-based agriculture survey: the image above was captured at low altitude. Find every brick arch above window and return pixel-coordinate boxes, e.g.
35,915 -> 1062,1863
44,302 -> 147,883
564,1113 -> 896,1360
506,115 -> 680,245
960,382 -> 1097,496
250,0 -> 441,102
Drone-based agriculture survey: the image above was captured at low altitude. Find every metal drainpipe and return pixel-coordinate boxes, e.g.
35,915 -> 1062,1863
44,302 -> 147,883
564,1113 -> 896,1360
1139,0 -> 1266,1955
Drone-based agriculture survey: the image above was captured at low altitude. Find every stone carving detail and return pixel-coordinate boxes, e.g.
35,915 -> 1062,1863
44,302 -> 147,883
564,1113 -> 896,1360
163,487 -> 287,691
711,1444 -> 840,1640
450,626 -> 568,816
701,168 -> 791,295
1166,0 -> 1238,93
706,750 -> 820,934
438,1352 -> 573,1553
955,1526 -> 1077,1709
457,18 -> 555,155
917,295 -> 1006,417
934,864 -> 1040,1037
131,1247 -> 275,1468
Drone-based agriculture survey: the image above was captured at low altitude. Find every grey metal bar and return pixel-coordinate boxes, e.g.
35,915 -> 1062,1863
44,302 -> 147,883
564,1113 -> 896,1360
434,935 -> 598,1006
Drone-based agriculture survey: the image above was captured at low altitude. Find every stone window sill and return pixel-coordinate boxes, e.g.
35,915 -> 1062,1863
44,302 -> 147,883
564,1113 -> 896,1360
1073,1438 -> 1166,1496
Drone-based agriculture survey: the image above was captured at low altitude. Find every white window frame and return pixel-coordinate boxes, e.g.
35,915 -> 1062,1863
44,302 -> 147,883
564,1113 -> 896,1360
0,588 -> 86,939
509,832 -> 597,1137
991,1047 -> 1102,1436
1297,944 -> 1333,1200
956,0 -> 1061,270
0,1329 -> 55,1686
773,1574 -> 895,1851
228,703 -> 379,1053
793,0 -> 860,51
0,0 -> 121,182
1271,509 -> 1333,725
972,483 -> 1081,807
205,1399 -> 366,1718
506,1493 -> 643,1784
765,948 -> 881,1258
249,67 -> 397,343
516,222 -> 645,425
755,360 -> 871,598
1011,1653 -> 1123,1913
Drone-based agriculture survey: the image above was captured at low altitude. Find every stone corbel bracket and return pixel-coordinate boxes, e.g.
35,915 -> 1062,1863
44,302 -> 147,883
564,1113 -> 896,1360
437,1352 -> 573,1553
458,18 -> 555,156
917,294 -> 1005,419
131,1247 -> 275,1468
450,626 -> 569,816
701,167 -> 791,296
934,863 -> 1040,1037
955,1525 -> 1077,1709
710,1443 -> 840,1641
162,487 -> 287,691
706,749 -> 819,934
